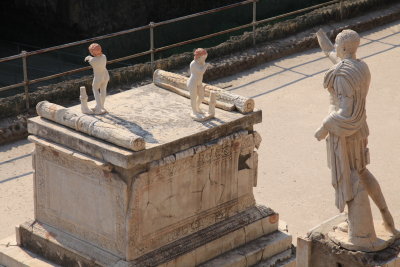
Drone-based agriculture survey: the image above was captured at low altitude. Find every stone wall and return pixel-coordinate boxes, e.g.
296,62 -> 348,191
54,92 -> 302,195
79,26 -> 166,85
0,116 -> 28,145
1,0 -> 335,46
0,0 -> 241,46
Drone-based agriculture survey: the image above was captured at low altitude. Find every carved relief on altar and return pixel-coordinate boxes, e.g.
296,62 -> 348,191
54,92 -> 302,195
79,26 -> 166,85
126,131 -> 260,260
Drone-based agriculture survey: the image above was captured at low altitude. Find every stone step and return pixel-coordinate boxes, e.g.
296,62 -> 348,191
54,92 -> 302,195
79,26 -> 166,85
199,230 -> 293,267
2,212 -> 291,267
1,227 -> 294,267
253,249 -> 296,267
157,208 -> 281,267
15,206 -> 279,267
0,236 -> 59,267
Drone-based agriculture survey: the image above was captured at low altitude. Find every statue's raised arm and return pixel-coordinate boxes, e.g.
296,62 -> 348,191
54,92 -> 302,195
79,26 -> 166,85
316,29 -> 339,64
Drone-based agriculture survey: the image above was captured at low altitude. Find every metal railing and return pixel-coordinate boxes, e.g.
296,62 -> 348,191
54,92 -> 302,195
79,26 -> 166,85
0,0 -> 342,109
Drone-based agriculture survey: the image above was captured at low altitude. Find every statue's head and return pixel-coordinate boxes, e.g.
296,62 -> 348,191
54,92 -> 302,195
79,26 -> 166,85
335,29 -> 360,59
194,48 -> 207,62
88,43 -> 103,57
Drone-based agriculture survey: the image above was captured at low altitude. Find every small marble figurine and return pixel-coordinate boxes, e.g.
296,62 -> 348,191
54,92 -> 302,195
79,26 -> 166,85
315,29 -> 399,252
84,43 -> 110,115
187,48 -> 214,121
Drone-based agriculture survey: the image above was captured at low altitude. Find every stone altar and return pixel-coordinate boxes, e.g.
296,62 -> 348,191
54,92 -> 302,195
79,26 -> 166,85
0,75 -> 295,266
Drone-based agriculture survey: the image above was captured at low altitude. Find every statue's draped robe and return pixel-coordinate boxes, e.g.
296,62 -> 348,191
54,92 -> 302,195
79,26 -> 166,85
323,59 -> 371,212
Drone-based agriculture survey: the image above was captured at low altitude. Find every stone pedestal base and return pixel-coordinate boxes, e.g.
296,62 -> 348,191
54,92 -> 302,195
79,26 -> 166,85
296,214 -> 400,267
328,221 -> 400,252
1,206 -> 295,267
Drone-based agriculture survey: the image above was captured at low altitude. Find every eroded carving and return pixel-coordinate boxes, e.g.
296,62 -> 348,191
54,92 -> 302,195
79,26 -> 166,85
126,131 -> 259,260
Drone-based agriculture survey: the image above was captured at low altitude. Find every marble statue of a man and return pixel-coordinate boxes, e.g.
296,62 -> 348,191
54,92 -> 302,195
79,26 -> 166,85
315,29 -> 398,251
84,43 -> 110,115
187,48 -> 210,121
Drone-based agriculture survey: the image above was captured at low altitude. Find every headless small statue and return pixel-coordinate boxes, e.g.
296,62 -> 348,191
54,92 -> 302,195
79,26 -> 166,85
187,48 -> 211,121
84,43 -> 110,115
315,29 -> 399,251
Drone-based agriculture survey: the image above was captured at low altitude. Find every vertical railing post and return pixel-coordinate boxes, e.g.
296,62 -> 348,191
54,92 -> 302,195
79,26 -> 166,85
149,22 -> 155,71
252,0 -> 257,46
21,50 -> 29,110
339,0 -> 344,20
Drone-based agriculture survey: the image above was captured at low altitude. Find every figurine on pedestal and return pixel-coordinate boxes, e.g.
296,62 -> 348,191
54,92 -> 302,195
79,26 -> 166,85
84,43 -> 109,115
187,48 -> 215,121
315,29 -> 399,252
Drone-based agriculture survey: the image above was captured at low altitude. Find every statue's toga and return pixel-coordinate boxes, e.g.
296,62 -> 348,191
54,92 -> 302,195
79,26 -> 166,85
315,29 -> 398,251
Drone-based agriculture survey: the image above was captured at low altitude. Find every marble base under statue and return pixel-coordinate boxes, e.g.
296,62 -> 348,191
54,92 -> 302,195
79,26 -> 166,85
0,82 -> 295,267
296,214 -> 400,267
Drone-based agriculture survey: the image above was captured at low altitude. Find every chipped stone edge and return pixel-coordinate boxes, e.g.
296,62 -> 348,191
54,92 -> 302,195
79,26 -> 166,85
28,111 -> 262,169
18,205 -> 275,267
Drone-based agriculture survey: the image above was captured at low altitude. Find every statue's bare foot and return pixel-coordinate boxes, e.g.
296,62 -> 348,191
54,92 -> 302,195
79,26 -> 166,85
92,107 -> 106,115
381,208 -> 399,235
191,112 -> 213,122
191,112 -> 204,121
337,221 -> 348,233
197,109 -> 205,115
383,222 -> 399,236
81,107 -> 93,114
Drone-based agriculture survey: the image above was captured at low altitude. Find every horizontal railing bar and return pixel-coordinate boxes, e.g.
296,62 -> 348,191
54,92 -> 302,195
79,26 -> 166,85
0,54 -> 24,63
28,66 -> 92,85
0,24 -> 152,63
107,50 -> 152,65
0,50 -> 152,91
153,0 -> 255,27
255,0 -> 339,25
154,23 -> 253,53
4,50 -> 153,88
0,82 -> 26,92
0,0 -> 256,64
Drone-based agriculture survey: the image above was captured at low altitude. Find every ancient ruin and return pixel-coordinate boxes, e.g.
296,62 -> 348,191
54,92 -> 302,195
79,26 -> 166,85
0,70 -> 295,266
296,29 -> 400,267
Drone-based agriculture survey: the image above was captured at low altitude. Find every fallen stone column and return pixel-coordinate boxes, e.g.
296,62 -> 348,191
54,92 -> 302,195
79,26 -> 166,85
36,101 -> 145,151
153,69 -> 255,113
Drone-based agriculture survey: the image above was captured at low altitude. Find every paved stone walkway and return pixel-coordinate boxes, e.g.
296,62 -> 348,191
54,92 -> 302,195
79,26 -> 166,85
1,21 -> 400,244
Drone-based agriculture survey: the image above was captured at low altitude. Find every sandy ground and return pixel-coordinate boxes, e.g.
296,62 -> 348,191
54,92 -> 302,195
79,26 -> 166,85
1,21 -> 400,246
0,139 -> 34,239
